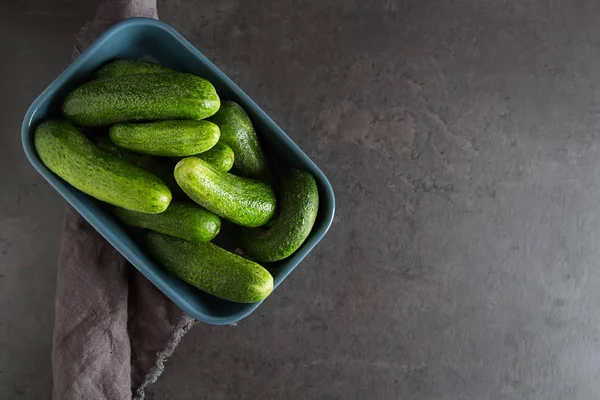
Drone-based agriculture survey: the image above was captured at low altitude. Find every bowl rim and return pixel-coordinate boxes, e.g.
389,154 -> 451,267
21,17 -> 336,325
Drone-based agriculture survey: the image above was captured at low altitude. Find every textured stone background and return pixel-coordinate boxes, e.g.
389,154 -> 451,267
3,0 -> 600,399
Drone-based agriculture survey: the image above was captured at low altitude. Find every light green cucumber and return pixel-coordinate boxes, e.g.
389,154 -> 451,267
92,136 -> 185,199
172,141 -> 235,172
209,101 -> 269,180
242,170 -> 319,262
94,59 -> 173,79
63,72 -> 220,126
147,232 -> 273,303
35,120 -> 171,213
195,141 -> 235,171
115,201 -> 220,242
174,157 -> 276,227
109,120 -> 220,157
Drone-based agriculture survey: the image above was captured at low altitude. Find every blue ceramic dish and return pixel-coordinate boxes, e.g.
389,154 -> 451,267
21,18 -> 335,325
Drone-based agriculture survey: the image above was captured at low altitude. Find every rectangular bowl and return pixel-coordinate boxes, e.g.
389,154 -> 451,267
21,18 -> 335,325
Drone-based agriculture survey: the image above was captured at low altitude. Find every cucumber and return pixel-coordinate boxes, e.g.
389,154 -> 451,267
242,170 -> 319,262
172,141 -> 235,172
94,59 -> 173,79
92,136 -> 185,199
115,201 -> 220,242
209,101 -> 269,180
63,72 -> 220,126
195,141 -> 235,172
35,120 -> 171,213
109,120 -> 220,157
147,232 -> 273,303
93,135 -> 162,168
174,157 -> 276,227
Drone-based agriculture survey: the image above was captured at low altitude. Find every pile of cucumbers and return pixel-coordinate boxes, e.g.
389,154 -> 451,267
35,60 -> 319,304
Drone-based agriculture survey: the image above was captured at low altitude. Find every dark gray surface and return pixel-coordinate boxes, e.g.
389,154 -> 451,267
3,0 -> 600,399
0,2 -> 98,398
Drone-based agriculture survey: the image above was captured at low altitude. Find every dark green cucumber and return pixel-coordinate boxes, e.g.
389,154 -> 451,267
92,136 -> 185,199
115,201 -> 220,242
242,170 -> 319,262
174,157 -> 276,227
109,120 -> 220,157
35,120 -> 171,213
94,59 -> 173,79
63,72 -> 220,126
93,135 -> 160,168
147,232 -> 273,303
209,101 -> 269,180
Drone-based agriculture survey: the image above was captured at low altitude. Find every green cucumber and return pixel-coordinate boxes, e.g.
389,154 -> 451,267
209,101 -> 269,180
174,157 -> 276,227
242,170 -> 319,262
93,135 -> 161,168
115,201 -> 220,242
94,59 -> 173,79
172,141 -> 235,172
109,120 -> 220,157
195,141 -> 235,172
147,232 -> 273,303
35,120 -> 171,213
63,72 -> 220,126
92,136 -> 185,199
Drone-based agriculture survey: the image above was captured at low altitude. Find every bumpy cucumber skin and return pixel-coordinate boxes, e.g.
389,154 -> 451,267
93,136 -> 185,199
242,170 -> 319,262
63,72 -> 220,126
147,232 -> 273,303
94,135 -> 153,165
196,141 -> 235,171
174,157 -> 276,227
94,60 -> 173,79
171,141 -> 235,172
109,120 -> 220,157
35,120 -> 171,213
209,101 -> 269,180
115,201 -> 220,242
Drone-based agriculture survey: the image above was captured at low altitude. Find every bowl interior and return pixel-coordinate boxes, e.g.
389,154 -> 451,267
22,19 -> 335,324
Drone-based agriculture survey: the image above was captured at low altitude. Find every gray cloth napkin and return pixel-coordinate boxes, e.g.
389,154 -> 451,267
51,2 -> 196,399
